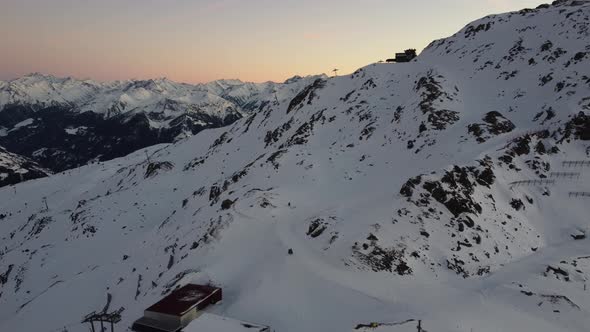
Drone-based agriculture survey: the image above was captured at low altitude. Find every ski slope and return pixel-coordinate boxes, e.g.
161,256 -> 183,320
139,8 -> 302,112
0,1 -> 589,331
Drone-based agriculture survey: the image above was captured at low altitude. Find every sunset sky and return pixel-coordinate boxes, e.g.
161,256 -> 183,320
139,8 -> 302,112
0,0 -> 547,83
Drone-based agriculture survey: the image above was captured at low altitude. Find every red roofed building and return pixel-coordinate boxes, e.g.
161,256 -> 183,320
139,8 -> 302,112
132,284 -> 222,332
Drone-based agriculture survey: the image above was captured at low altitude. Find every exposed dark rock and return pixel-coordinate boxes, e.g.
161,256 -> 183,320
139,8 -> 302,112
483,111 -> 515,135
464,21 -> 494,38
27,216 -> 53,239
511,136 -> 532,156
395,260 -> 412,275
415,72 -> 460,131
573,51 -> 586,61
561,112 -> 590,141
286,79 -> 327,114
0,265 -> 14,286
355,245 -> 412,275
447,258 -> 469,278
220,199 -> 235,210
400,176 -> 422,198
540,73 -> 554,86
145,161 -> 174,178
468,111 -> 515,143
280,110 -> 326,148
209,186 -> 222,204
545,265 -> 570,281
510,199 -> 525,211
307,218 -> 327,238
266,149 -> 288,170
540,40 -> 553,52
476,167 -> 495,187
423,166 -> 483,217
265,119 -> 293,147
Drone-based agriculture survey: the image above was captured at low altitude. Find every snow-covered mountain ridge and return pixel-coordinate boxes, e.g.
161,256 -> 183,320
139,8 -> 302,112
1,1 -> 590,332
0,147 -> 51,188
0,74 -> 321,119
0,74 -> 323,175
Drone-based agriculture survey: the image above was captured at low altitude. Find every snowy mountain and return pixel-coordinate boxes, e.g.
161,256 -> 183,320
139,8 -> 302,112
1,1 -> 590,332
0,146 -> 51,188
0,74 -> 323,176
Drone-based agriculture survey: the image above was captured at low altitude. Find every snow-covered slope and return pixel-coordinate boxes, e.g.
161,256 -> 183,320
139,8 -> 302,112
0,73 -> 323,176
1,1 -> 589,332
0,146 -> 51,188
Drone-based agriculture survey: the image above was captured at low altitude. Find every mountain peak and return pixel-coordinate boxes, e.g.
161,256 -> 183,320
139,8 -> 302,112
20,72 -> 59,81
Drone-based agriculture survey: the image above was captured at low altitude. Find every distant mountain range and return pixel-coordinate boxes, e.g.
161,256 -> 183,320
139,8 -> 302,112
0,74 -> 323,181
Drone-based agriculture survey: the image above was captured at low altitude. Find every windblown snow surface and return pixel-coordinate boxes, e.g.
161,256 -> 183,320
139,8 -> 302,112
1,2 -> 590,331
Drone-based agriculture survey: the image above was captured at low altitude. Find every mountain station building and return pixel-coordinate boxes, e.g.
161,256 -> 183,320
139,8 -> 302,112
131,284 -> 222,332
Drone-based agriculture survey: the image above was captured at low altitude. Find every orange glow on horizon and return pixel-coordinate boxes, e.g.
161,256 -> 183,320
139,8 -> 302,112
0,0 -> 547,83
